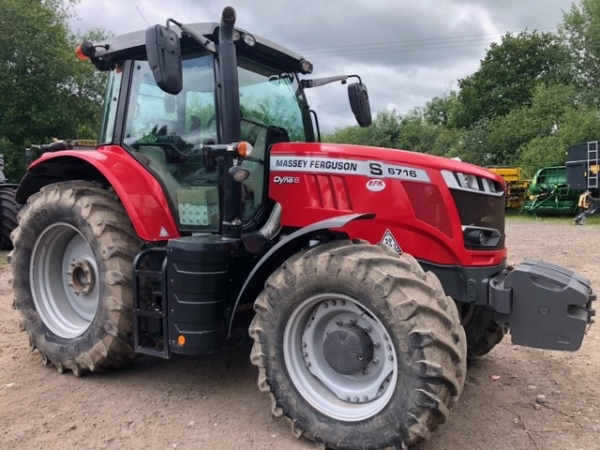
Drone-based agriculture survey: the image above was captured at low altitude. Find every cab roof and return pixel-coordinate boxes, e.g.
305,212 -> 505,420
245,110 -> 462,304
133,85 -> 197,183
93,22 -> 306,73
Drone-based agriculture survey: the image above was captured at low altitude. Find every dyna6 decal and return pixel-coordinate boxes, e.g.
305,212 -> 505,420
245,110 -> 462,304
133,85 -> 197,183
270,156 -> 430,183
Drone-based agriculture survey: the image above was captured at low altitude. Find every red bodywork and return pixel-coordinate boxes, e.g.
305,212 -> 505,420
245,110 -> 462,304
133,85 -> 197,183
25,145 -> 180,241
24,142 -> 506,268
268,143 -> 507,268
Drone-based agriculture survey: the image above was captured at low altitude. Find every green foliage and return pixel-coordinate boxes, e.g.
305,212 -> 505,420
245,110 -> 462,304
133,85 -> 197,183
455,31 -> 571,127
0,0 -> 108,181
561,0 -> 600,98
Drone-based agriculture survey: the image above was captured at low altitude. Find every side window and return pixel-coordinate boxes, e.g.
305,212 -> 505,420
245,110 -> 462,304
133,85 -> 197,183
122,56 -> 220,232
98,69 -> 122,144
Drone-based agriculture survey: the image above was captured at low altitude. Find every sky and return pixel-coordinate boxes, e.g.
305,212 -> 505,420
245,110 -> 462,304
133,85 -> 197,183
70,0 -> 579,132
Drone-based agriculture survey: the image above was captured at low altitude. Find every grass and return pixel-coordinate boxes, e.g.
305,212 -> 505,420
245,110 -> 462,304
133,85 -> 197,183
505,209 -> 600,225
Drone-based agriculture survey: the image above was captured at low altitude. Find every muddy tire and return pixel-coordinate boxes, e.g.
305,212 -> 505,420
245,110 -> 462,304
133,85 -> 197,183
462,305 -> 507,360
249,240 -> 467,450
9,181 -> 143,375
0,186 -> 19,250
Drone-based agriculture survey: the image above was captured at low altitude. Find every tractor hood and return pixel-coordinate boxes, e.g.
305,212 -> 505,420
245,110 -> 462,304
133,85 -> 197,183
270,142 -> 505,185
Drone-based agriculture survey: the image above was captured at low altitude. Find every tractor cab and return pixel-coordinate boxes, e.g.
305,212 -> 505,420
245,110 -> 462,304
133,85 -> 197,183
83,14 -> 370,236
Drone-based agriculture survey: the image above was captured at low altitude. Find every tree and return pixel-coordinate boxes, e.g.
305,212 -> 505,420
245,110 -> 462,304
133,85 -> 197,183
455,31 -> 571,127
0,0 -> 108,182
561,0 -> 600,99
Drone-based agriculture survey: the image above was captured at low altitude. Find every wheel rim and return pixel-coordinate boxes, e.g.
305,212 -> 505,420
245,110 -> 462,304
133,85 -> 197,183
283,293 -> 398,422
31,223 -> 100,338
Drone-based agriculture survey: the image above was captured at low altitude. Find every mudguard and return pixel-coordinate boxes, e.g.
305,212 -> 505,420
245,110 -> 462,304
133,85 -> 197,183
227,213 -> 374,337
15,145 -> 179,241
490,259 -> 596,351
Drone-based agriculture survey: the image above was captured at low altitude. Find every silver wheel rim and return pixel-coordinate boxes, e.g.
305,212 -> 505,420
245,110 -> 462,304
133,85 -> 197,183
283,293 -> 398,421
31,223 -> 100,338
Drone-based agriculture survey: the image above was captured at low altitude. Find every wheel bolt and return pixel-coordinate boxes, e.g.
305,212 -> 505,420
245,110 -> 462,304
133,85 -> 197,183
326,329 -> 332,335
84,268 -> 90,275
331,300 -> 336,306
345,397 -> 350,401
324,303 -> 329,308
349,318 -> 356,325
372,357 -> 379,365
302,342 -> 307,348
68,282 -> 73,287
335,319 -> 343,326
340,300 -> 346,306
364,325 -> 372,332
384,334 -> 389,340
387,344 -> 392,351
303,352 -> 308,358
388,355 -> 394,361
363,396 -> 368,401
306,361 -> 311,367
354,397 -> 359,402
373,341 -> 380,348
363,368 -> 370,375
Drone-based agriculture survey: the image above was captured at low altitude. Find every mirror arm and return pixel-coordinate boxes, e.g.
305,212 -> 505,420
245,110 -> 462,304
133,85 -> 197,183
167,18 -> 217,53
301,74 -> 362,89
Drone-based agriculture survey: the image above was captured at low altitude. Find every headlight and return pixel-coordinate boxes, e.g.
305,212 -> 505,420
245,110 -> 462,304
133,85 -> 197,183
442,170 -> 503,195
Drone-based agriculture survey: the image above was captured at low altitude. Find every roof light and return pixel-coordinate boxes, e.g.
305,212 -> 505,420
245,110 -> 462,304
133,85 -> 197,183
75,41 -> 96,60
243,34 -> 256,46
300,59 -> 313,74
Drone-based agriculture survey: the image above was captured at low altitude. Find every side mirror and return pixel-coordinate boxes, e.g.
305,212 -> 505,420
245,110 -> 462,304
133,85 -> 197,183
348,83 -> 372,127
146,25 -> 183,95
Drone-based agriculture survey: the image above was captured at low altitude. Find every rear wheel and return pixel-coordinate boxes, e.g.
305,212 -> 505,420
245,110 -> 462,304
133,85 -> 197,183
0,186 -> 19,250
250,240 -> 466,449
461,304 -> 507,360
10,181 -> 142,375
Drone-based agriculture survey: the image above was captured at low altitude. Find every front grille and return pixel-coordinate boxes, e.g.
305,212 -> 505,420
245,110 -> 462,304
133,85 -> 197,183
450,189 -> 505,250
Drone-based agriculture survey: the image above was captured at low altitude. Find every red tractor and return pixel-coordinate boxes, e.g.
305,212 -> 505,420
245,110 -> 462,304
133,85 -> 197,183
10,7 -> 595,450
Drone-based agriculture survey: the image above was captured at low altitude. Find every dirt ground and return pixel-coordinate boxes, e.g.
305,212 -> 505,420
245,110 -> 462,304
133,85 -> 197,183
0,219 -> 598,450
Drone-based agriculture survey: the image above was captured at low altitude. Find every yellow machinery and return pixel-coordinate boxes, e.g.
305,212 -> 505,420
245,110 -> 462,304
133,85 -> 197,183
487,166 -> 530,209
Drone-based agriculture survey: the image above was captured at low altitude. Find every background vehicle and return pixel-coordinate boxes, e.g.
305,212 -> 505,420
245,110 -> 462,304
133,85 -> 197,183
9,7 -> 595,450
487,166 -> 530,210
0,154 -> 19,250
521,165 -> 580,215
567,140 -> 600,224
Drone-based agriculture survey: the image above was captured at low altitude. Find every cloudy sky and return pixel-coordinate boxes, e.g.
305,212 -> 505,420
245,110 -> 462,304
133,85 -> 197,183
70,0 -> 578,132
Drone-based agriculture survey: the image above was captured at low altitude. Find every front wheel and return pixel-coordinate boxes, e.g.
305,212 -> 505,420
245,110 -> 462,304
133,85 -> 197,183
10,181 -> 142,375
250,240 -> 466,449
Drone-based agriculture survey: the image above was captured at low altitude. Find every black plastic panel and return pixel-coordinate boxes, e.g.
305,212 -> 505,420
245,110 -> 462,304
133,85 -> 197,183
166,235 -> 239,355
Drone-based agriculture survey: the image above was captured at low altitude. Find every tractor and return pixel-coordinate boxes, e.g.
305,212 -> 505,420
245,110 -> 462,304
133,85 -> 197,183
9,7 -> 595,450
0,158 -> 19,250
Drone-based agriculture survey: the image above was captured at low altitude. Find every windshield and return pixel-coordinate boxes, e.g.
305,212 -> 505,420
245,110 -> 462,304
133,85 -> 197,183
120,53 -> 308,232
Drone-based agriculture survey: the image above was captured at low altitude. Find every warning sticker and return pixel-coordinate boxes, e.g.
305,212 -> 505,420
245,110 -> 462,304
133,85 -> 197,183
381,229 -> 402,253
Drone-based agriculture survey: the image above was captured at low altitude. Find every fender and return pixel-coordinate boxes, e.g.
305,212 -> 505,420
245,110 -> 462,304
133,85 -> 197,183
15,145 -> 179,241
227,212 -> 374,338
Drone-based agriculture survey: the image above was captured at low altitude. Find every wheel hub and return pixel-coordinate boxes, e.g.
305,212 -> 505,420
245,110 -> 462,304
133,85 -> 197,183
300,297 -> 396,404
67,260 -> 95,296
323,325 -> 374,375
